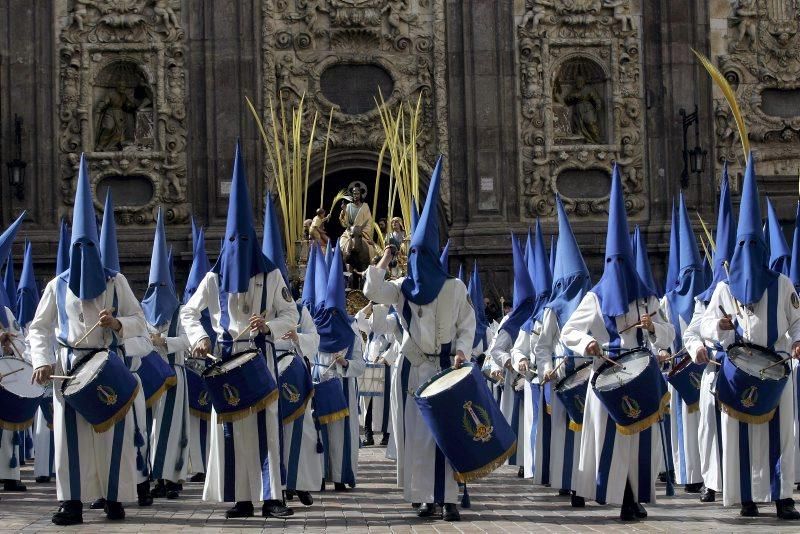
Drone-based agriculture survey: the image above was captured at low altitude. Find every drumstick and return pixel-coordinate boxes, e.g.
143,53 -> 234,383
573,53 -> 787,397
759,357 -> 792,377
721,262 -> 741,316
0,366 -> 24,380
618,322 -> 642,335
74,307 -> 116,346
49,375 -> 75,380
232,310 -> 269,343
596,350 -> 624,368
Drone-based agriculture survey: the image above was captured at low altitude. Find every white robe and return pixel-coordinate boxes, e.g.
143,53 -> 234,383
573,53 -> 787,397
355,304 -> 398,435
699,277 -> 800,506
364,266 -> 476,505
28,274 -> 148,503
180,270 -> 298,503
0,308 -> 29,481
561,293 -> 675,505
489,325 -> 526,468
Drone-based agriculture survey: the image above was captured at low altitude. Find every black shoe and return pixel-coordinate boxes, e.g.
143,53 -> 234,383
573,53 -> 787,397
442,503 -> 460,521
104,500 -> 125,521
517,466 -> 524,478
262,499 -> 294,518
634,503 -> 647,518
52,500 -> 83,526
137,481 -> 153,507
411,502 -> 421,509
90,498 -> 106,510
285,489 -> 295,501
165,481 -> 180,500
417,503 -> 436,518
320,480 -> 326,492
685,482 -> 703,493
740,501 -> 759,517
150,480 -> 167,498
380,433 -> 390,446
620,504 -> 637,521
700,487 -> 716,503
776,498 -> 800,520
225,501 -> 254,518
334,482 -> 348,492
362,434 -> 374,447
35,476 -> 51,483
189,472 -> 205,483
296,491 -> 313,506
2,480 -> 26,492
557,488 -> 570,496
571,494 -> 585,508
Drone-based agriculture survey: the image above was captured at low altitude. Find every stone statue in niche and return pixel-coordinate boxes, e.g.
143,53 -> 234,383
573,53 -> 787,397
94,84 -> 139,151
553,58 -> 606,145
731,0 -> 758,51
564,76 -> 603,143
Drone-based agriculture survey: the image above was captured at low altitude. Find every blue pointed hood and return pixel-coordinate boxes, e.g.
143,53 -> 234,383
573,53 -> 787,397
4,253 -> 17,316
666,193 -> 706,344
167,246 -> 176,289
468,261 -> 489,350
324,242 -> 334,272
141,208 -> 180,327
703,255 -> 712,287
500,234 -> 535,340
698,165 -> 736,302
263,192 -> 289,286
191,217 -> 200,251
545,195 -> 591,328
0,213 -> 24,321
301,244 -> 318,310
99,189 -> 120,272
591,164 -> 656,316
790,202 -> 800,291
549,235 -> 557,275
439,239 -> 450,272
410,197 -> 420,234
456,263 -> 465,283
56,218 -> 70,275
314,243 -> 355,353
728,153 -> 778,305
766,198 -> 790,276
524,228 -> 533,265
213,142 -> 275,294
633,226 -> 659,298
400,156 -> 450,305
184,226 -> 211,304
313,240 -> 330,312
63,154 -> 108,299
665,202 -> 680,293
531,220 -> 553,323
16,241 -> 38,327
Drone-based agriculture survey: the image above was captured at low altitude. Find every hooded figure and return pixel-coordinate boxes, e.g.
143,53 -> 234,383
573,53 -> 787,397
4,253 -> 16,316
179,143 -> 298,519
313,241 -> 330,315
549,235 -> 557,277
766,198 -> 791,276
324,242 -> 334,273
56,218 -> 71,276
27,153 -> 149,524
468,261 -> 489,355
697,165 -> 736,303
439,240 -> 451,273
100,189 -> 120,272
560,163 -> 674,517
263,193 -> 289,287
456,263 -> 465,284
301,245 -> 319,311
0,213 -> 25,326
499,234 -> 536,341
790,202 -> 800,292
531,220 -> 553,324
141,209 -> 180,328
16,241 -> 38,328
633,226 -> 659,299
665,202 -> 680,293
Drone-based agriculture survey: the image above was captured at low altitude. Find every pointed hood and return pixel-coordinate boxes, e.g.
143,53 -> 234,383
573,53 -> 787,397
728,153 -> 778,305
167,246 -> 176,289
665,202 -> 680,293
4,253 -> 17,316
698,164 -> 736,302
545,195 -> 591,328
524,228 -> 533,265
468,261 -> 489,350
313,240 -> 330,312
191,217 -> 200,251
263,192 -> 289,285
549,235 -> 557,276
400,156 -> 451,305
56,218 -> 70,275
212,142 -> 275,294
790,202 -> 800,291
141,208 -> 180,327
766,197 -> 791,276
439,239 -> 451,272
591,164 -> 656,316
16,241 -> 39,327
410,196 -> 420,234
530,219 -> 553,323
633,226 -> 659,297
63,154 -> 107,299
314,243 -> 355,353
703,255 -> 712,287
324,242 -> 334,272
301,244 -> 318,310
456,263 -> 465,283
184,226 -> 211,304
0,213 -> 26,319
500,234 -> 535,340
666,193 -> 706,344
99,189 -> 120,272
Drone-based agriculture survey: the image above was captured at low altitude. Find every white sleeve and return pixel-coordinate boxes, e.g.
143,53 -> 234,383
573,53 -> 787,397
532,309 -> 558,375
340,325 -> 365,378
683,301 -> 706,362
264,271 -> 300,340
699,283 -> 736,347
488,329 -> 513,367
113,274 -> 148,341
648,296 -> 676,350
295,307 -> 320,359
165,311 -> 191,355
180,273 -> 215,348
561,293 -> 601,357
453,282 -> 477,356
510,329 -> 531,367
27,280 -> 58,370
363,266 -> 401,305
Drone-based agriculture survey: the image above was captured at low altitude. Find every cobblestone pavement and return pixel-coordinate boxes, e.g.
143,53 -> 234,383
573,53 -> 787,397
3,446 -> 800,533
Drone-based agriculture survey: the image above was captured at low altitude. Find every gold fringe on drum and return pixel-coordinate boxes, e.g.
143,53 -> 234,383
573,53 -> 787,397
615,392 -> 671,436
0,416 -> 35,432
189,407 -> 211,421
281,390 -> 315,426
93,383 -> 140,433
686,402 -> 700,415
718,402 -> 776,425
316,407 -> 350,425
144,375 -> 178,408
453,439 -> 517,483
568,420 -> 582,433
214,389 -> 279,424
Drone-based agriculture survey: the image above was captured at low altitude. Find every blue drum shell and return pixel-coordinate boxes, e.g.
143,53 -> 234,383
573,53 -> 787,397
202,350 -> 277,422
666,358 -> 705,409
0,387 -> 41,431
313,377 -> 349,425
137,351 -> 177,408
555,362 -> 592,427
716,349 -> 788,422
40,395 -> 54,428
279,355 -> 313,425
414,363 -> 517,482
185,367 -> 211,420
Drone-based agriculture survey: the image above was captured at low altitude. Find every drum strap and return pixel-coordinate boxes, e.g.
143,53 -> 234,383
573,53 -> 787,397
601,313 -> 621,357
166,308 -> 179,365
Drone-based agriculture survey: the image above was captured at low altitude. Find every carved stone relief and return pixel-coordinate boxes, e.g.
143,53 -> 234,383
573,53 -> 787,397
710,0 -> 800,185
261,0 -> 450,217
516,0 -> 645,219
57,0 -> 190,225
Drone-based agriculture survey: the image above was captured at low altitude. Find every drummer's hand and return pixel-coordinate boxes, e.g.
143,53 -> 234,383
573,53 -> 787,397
542,369 -> 556,384
503,360 -> 513,370
150,332 -> 167,349
719,314 -> 735,331
585,340 -> 602,357
490,370 -> 503,381
518,358 -> 530,374
249,315 -> 270,335
281,329 -> 299,343
377,357 -> 388,366
453,350 -> 468,369
640,314 -> 655,333
335,356 -> 349,368
792,341 -> 800,360
99,309 -> 122,332
377,246 -> 395,270
695,346 -> 710,364
657,350 -> 671,363
32,364 -> 53,385
0,332 -> 14,353
193,337 -> 211,358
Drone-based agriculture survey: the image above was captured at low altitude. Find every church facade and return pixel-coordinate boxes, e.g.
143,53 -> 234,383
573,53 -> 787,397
0,0 -> 798,297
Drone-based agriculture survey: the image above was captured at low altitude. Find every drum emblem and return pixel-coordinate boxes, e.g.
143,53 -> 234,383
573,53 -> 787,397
741,385 -> 758,408
282,383 -> 301,403
223,384 -> 241,407
198,390 -> 209,406
621,395 -> 641,419
574,395 -> 585,413
96,385 -> 118,406
689,371 -> 702,390
462,400 -> 494,443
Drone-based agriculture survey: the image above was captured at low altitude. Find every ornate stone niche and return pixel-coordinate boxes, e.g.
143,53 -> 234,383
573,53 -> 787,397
57,0 -> 189,225
516,0 -> 645,220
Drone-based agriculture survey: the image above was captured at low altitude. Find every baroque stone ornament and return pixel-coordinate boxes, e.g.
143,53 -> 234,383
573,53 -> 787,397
57,0 -> 189,225
516,0 -> 646,219
711,0 -> 800,184
261,0 -> 450,218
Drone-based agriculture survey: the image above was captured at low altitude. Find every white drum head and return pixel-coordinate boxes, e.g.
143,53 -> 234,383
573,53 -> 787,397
728,345 -> 786,380
63,352 -> 109,395
419,366 -> 472,398
593,351 -> 651,392
208,351 -> 260,376
0,358 -> 40,398
559,364 -> 592,392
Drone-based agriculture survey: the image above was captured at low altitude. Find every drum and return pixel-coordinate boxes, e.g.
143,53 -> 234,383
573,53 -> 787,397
555,362 -> 592,429
0,358 -> 43,431
278,354 -> 313,425
666,356 -> 705,412
136,351 -> 177,408
62,351 -> 139,433
313,377 -> 349,425
40,384 -> 55,429
414,363 -> 516,483
185,366 -> 210,421
358,362 -> 386,397
591,348 -> 669,435
202,349 -> 278,423
716,342 -> 789,423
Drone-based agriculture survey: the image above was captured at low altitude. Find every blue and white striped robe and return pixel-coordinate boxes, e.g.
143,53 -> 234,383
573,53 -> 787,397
489,323 -> 527,469
0,307 -> 30,481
